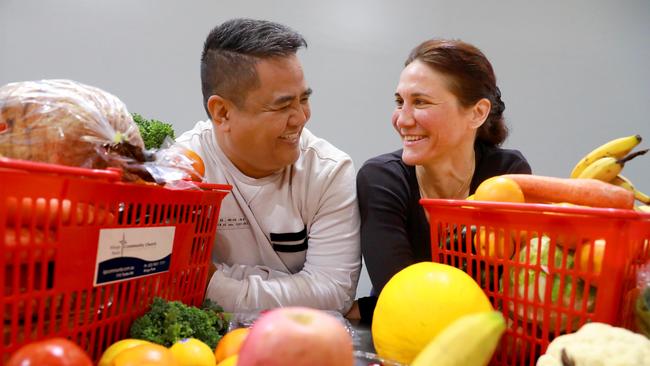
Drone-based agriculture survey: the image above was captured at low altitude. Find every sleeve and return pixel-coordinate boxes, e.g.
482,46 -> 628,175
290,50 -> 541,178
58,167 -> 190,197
357,160 -> 416,295
205,158 -> 361,314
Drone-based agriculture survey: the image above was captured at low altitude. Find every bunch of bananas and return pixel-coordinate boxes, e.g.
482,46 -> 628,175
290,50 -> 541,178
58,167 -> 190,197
571,134 -> 650,208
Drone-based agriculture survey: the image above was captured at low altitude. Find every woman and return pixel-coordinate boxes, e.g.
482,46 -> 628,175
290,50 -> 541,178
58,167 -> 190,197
349,39 -> 531,324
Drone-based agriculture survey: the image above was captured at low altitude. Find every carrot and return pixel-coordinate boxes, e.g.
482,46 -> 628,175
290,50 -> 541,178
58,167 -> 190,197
502,174 -> 635,209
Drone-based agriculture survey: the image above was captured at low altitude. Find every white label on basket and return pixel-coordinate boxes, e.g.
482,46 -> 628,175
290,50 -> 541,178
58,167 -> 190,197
94,226 -> 175,286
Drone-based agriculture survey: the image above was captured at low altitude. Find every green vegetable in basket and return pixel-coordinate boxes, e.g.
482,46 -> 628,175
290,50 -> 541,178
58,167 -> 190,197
129,297 -> 228,348
502,235 -> 596,333
636,286 -> 650,337
132,113 -> 175,149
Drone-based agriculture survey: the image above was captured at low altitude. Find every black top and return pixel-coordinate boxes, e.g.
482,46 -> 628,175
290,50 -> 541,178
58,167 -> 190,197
356,141 -> 532,324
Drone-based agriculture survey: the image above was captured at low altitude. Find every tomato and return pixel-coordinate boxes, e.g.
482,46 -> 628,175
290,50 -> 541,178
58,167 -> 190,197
6,338 -> 93,366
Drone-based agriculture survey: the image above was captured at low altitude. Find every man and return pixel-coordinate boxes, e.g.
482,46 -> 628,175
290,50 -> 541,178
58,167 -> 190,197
176,18 -> 361,314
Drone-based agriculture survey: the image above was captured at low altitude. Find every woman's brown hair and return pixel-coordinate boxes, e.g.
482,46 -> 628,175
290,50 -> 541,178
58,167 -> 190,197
405,39 -> 508,146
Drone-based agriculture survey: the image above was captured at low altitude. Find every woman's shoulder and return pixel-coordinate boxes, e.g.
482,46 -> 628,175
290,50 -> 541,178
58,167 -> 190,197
475,141 -> 532,174
357,149 -> 416,188
359,150 -> 412,176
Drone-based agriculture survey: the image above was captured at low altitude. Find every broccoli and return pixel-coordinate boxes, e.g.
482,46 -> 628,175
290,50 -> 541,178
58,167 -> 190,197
129,297 -> 228,348
132,113 -> 176,149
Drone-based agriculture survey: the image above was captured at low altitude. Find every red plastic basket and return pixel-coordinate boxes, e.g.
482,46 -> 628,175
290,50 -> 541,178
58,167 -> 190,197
421,198 -> 650,366
0,157 -> 231,362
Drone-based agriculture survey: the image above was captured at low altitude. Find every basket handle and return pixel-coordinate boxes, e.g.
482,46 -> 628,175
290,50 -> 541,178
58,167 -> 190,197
195,182 -> 232,192
0,157 -> 122,181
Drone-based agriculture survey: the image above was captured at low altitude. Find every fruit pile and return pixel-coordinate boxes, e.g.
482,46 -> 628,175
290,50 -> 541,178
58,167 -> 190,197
471,134 -> 649,210
372,262 -> 506,365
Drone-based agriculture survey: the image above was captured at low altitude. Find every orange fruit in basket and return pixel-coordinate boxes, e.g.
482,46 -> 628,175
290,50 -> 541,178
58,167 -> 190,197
98,339 -> 151,366
576,239 -> 606,279
215,327 -> 250,362
474,176 -> 525,203
475,226 -> 515,260
111,343 -> 178,366
372,262 -> 492,364
183,148 -> 206,180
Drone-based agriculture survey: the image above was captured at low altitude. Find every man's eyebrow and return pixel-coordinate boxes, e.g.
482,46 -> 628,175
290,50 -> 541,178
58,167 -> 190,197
271,88 -> 313,106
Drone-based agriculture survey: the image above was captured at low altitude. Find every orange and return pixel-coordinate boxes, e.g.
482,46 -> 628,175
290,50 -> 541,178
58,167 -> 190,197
214,328 -> 250,363
475,226 -> 515,260
111,343 -> 178,366
576,239 -> 606,281
372,262 -> 492,364
183,149 -> 205,179
474,176 -> 525,203
98,339 -> 151,366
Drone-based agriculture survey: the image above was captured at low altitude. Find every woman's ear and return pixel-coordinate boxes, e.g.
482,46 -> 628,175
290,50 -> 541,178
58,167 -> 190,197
207,95 -> 231,131
469,98 -> 491,129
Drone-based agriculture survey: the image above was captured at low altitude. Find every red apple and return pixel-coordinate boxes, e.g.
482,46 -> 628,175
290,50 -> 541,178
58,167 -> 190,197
237,307 -> 354,366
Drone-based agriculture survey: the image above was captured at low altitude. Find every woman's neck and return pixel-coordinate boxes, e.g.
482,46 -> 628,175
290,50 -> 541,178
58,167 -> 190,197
416,140 -> 476,200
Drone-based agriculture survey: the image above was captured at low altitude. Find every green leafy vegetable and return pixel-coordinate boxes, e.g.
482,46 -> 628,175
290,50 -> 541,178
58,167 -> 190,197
132,113 -> 176,149
129,297 -> 228,348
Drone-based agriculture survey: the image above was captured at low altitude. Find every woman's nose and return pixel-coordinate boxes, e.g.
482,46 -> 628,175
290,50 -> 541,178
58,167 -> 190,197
394,107 -> 414,128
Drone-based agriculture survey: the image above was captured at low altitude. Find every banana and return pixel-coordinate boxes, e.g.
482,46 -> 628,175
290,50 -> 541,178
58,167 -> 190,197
410,311 -> 506,366
570,135 -> 642,178
577,149 -> 648,181
636,205 -> 650,213
577,156 -> 621,181
613,175 -> 650,204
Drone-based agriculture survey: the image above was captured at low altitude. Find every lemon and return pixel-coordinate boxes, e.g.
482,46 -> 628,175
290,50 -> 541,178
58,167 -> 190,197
169,338 -> 216,366
372,262 -> 492,364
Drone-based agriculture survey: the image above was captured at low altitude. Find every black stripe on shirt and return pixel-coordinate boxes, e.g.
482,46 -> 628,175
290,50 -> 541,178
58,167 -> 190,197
273,238 -> 308,253
270,226 -> 307,242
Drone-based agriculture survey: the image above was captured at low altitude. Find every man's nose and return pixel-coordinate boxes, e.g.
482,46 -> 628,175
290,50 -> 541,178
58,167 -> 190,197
288,105 -> 309,127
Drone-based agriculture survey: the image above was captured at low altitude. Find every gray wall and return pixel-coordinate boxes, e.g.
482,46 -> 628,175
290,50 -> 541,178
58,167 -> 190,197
2,0 -> 649,299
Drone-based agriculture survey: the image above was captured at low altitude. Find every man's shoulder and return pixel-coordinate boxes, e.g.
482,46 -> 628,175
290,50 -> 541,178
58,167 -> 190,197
298,128 -> 353,167
176,120 -> 213,144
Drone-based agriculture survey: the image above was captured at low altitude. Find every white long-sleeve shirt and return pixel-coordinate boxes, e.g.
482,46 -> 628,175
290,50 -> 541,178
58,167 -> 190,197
176,120 -> 361,314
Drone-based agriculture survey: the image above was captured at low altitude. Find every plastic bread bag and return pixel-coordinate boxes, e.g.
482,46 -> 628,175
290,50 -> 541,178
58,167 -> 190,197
0,79 -> 144,170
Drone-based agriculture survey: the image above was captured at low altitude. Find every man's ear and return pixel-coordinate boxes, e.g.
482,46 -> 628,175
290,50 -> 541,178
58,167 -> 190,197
207,95 -> 231,131
469,98 -> 491,129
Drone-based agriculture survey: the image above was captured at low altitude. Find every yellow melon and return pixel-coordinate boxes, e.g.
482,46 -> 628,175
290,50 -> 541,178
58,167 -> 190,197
372,262 -> 492,364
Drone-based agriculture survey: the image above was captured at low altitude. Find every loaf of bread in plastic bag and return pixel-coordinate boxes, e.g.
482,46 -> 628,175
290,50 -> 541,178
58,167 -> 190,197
0,79 -> 143,168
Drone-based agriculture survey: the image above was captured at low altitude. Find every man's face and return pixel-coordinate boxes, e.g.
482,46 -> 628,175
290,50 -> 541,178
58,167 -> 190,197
216,54 -> 312,178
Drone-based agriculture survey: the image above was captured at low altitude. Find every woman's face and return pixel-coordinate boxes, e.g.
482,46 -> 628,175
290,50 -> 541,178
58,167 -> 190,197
392,60 -> 478,166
